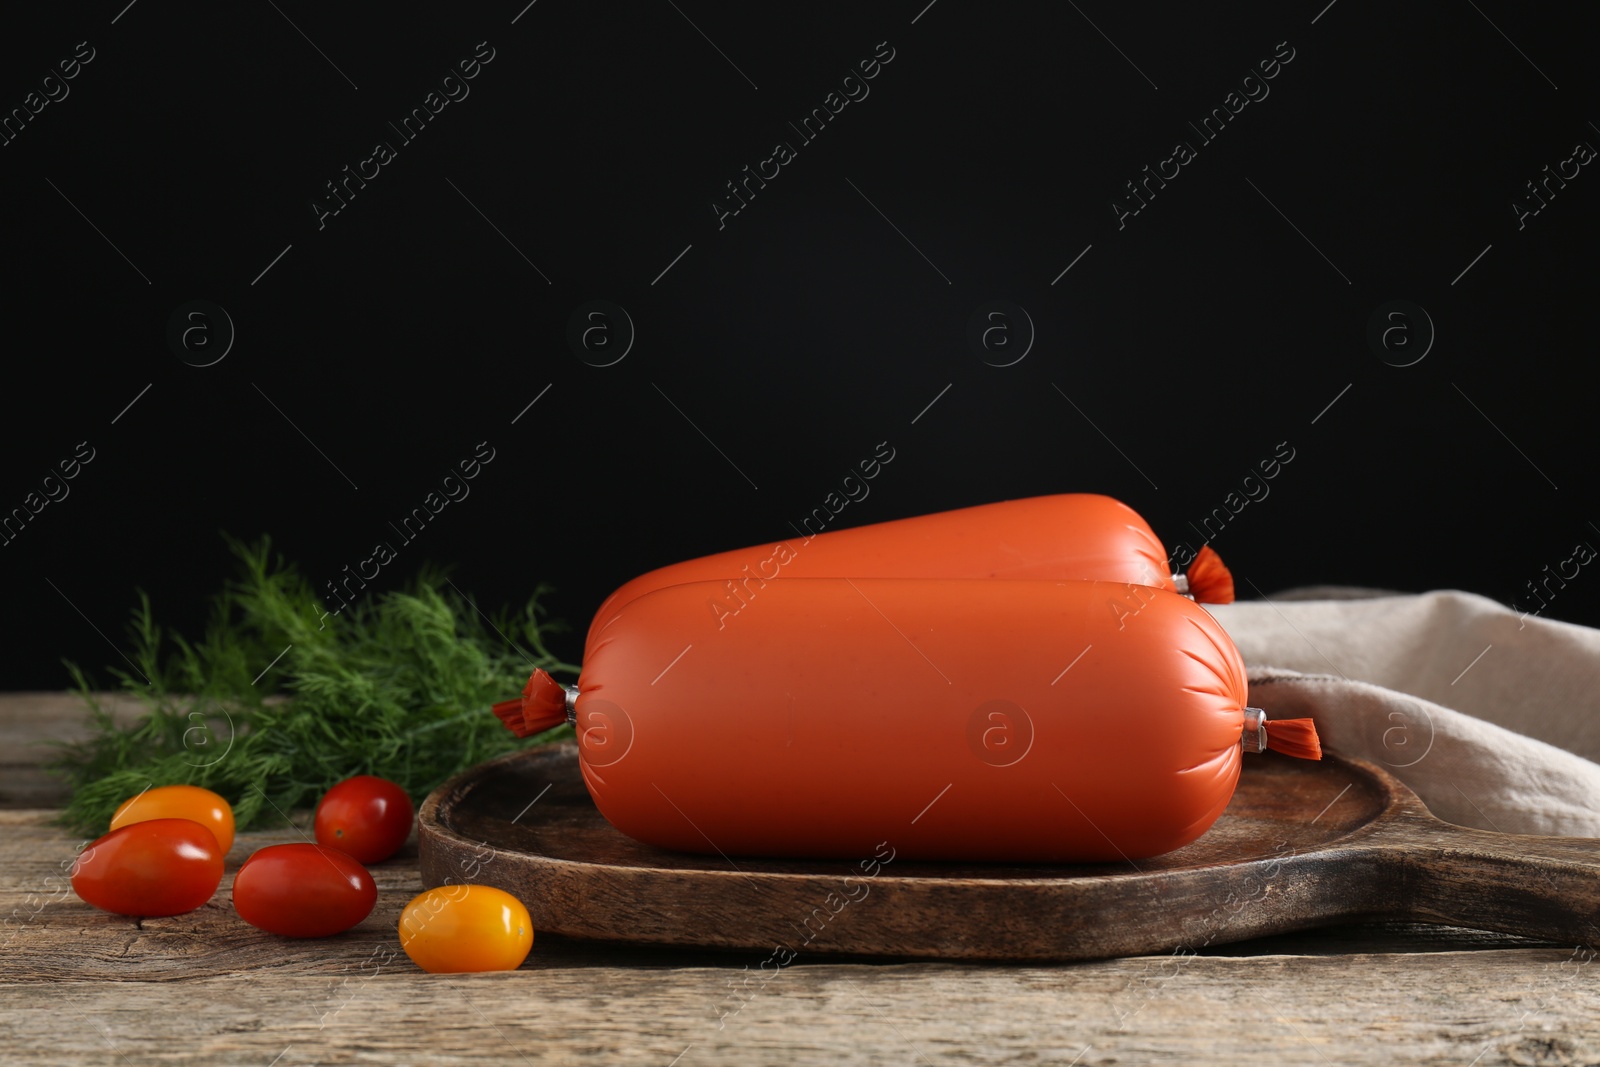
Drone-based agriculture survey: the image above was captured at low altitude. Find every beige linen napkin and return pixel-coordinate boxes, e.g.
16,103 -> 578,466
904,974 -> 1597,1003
1207,590 -> 1600,836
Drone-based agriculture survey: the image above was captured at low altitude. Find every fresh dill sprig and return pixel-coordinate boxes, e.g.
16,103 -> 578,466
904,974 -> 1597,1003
49,536 -> 579,835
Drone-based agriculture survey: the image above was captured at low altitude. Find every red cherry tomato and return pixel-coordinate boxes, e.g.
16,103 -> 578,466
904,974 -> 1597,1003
111,784 -> 235,853
314,775 -> 415,864
399,885 -> 534,973
71,818 -> 224,917
232,843 -> 377,937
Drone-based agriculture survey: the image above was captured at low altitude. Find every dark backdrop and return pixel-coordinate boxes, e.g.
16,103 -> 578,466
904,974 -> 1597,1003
2,1 -> 1595,689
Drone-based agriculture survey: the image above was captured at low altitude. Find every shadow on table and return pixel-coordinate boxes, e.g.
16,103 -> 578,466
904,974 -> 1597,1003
522,921 -> 1557,970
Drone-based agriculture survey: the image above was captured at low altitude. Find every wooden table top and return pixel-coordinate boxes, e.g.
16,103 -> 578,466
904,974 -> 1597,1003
5,692 -> 1597,1065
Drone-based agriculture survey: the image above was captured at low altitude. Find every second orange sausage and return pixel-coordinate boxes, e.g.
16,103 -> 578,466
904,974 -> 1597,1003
589,493 -> 1232,641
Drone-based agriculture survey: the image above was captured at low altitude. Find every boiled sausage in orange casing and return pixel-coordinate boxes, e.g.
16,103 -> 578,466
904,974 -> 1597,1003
570,577 -> 1248,863
591,494 -> 1234,631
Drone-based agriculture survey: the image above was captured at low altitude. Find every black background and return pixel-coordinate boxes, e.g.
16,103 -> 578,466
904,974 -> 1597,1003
1,1 -> 1594,689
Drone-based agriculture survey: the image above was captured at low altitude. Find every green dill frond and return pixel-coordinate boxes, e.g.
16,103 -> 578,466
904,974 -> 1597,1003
49,537 -> 579,836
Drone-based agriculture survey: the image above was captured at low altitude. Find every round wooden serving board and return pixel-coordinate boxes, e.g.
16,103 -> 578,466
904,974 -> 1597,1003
418,741 -> 1600,960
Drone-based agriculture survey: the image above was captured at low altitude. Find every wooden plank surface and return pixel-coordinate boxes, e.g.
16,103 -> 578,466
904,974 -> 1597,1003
6,694 -> 1600,1065
0,691 -> 146,807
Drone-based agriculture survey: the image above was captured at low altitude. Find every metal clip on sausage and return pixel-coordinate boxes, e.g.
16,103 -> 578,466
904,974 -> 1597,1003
1241,706 -> 1320,758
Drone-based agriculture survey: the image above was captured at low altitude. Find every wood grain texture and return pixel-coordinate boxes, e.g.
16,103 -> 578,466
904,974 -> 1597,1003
0,691 -> 145,807
3,953 -> 1599,1067
418,742 -> 1600,960
5,808 -> 1598,1065
5,693 -> 1598,1065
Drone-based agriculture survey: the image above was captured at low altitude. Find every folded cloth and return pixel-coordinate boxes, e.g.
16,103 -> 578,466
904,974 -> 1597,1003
1208,589 -> 1600,837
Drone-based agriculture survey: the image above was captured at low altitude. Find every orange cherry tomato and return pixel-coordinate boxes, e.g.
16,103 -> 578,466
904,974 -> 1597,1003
314,775 -> 415,864
111,784 -> 236,853
399,885 -> 533,973
232,843 -> 377,937
71,818 -> 224,917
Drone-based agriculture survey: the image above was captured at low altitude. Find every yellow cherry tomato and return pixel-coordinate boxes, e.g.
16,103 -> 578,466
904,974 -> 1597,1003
398,885 -> 533,973
111,785 -> 235,854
